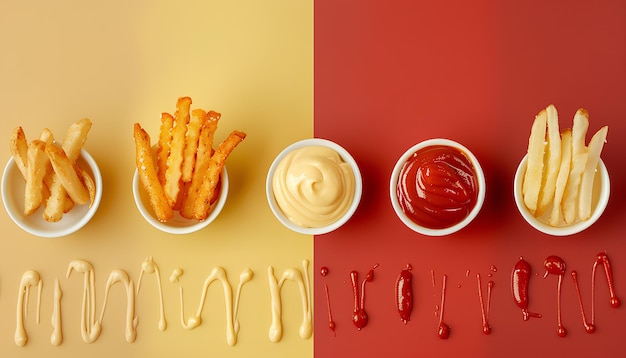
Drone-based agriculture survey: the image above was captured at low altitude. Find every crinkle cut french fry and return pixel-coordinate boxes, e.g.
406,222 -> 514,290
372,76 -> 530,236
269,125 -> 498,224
133,123 -> 174,222
164,97 -> 192,207
157,112 -> 174,186
579,126 -> 608,220
182,108 -> 206,183
45,143 -> 90,205
180,112 -> 219,219
522,109 -> 547,214
24,140 -> 49,215
10,126 -> 29,180
193,130 -> 246,221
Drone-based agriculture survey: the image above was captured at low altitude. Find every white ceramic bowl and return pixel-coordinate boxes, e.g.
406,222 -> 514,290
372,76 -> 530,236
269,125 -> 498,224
2,149 -> 103,238
513,155 -> 609,236
132,166 -> 228,234
266,138 -> 362,235
389,138 -> 486,236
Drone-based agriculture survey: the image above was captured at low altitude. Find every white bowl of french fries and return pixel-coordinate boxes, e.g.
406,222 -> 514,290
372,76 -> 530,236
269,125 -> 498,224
514,105 -> 610,236
2,119 -> 102,238
266,138 -> 362,235
132,97 -> 245,235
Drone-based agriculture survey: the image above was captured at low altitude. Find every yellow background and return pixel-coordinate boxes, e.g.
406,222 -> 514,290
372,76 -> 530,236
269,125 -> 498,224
0,1 -> 313,357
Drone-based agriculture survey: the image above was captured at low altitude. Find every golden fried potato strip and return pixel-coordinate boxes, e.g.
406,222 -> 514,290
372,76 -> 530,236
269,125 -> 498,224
522,108 -> 547,214
181,108 -> 207,183
45,143 -> 90,205
134,123 -> 174,222
180,113 -> 219,219
193,130 -> 246,221
10,126 -> 29,180
62,118 -> 92,163
164,97 -> 192,207
157,112 -> 174,186
24,140 -> 49,215
578,126 -> 608,220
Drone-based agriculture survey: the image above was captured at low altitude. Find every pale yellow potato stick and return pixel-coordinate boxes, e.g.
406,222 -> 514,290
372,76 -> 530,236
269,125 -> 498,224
579,126 -> 608,220
536,104 -> 561,216
549,129 -> 572,226
522,108 -> 547,214
9,126 -> 29,180
561,152 -> 587,225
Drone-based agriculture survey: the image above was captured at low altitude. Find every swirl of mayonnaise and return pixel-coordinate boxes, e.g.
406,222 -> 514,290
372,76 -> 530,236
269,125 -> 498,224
272,146 -> 356,228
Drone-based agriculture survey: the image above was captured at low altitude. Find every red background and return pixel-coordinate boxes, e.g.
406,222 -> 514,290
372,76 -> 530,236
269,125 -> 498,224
314,1 -> 626,357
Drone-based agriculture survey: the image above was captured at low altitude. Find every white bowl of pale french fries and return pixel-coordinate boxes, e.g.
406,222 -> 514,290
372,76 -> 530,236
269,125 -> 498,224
2,119 -> 102,238
514,105 -> 610,236
132,97 -> 245,235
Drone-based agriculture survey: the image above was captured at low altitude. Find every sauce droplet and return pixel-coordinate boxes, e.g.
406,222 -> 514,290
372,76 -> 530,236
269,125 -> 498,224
350,264 -> 377,331
437,274 -> 450,339
395,264 -> 413,324
511,257 -> 542,321
544,256 -> 567,337
320,266 -> 329,277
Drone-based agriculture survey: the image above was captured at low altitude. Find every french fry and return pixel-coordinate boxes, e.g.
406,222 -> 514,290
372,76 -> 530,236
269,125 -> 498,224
536,104 -> 561,216
180,114 -> 219,219
578,126 -> 608,220
571,109 -> 589,158
133,123 -> 174,222
61,118 -> 92,163
24,140 -> 49,215
76,165 -> 97,208
9,126 -> 29,180
157,112 -> 174,186
561,152 -> 588,225
164,97 -> 192,207
45,143 -> 90,205
522,108 -> 547,214
181,108 -> 206,183
43,174 -> 67,222
193,130 -> 246,221
549,129 -> 572,226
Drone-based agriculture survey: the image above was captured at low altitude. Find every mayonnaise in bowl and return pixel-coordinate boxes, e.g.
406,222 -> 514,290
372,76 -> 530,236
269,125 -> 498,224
266,138 -> 362,235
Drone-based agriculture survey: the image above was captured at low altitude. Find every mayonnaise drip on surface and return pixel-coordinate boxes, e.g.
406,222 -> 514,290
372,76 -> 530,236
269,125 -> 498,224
14,270 -> 42,347
272,146 -> 356,227
173,266 -> 253,346
268,259 -> 312,343
137,256 -> 167,331
51,278 -> 63,346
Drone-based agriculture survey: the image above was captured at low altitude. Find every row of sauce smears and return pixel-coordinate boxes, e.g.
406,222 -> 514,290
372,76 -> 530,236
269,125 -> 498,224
8,252 -> 619,349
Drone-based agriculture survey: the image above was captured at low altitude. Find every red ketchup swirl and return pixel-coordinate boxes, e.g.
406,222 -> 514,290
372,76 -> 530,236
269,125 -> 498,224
396,145 -> 478,229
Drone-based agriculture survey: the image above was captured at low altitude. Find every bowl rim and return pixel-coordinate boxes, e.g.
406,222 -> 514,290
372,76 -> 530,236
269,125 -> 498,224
132,166 -> 229,235
1,148 -> 103,238
513,154 -> 610,236
265,138 -> 363,235
389,138 -> 486,236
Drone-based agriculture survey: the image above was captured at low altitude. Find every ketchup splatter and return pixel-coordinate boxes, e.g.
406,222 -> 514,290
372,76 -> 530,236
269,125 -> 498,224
395,264 -> 413,324
477,273 -> 493,334
320,266 -> 329,276
571,252 -> 620,334
351,264 -> 378,330
511,257 -> 542,320
543,255 -> 567,337
437,274 -> 450,339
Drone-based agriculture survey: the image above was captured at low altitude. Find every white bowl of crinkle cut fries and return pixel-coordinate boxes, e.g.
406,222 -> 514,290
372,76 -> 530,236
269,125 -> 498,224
2,119 -> 102,238
514,105 -> 610,236
132,97 -> 246,235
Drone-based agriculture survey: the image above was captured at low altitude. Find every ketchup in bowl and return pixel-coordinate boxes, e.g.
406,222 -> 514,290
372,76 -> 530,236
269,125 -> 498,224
390,139 -> 485,236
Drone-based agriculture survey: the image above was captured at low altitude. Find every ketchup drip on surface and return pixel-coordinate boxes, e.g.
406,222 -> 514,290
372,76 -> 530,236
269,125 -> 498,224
395,264 -> 413,325
543,255 -> 567,337
511,257 -> 542,321
571,252 -> 620,333
396,145 -> 479,229
476,273 -> 493,335
350,264 -> 378,330
437,274 -> 450,339
319,266 -> 335,336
